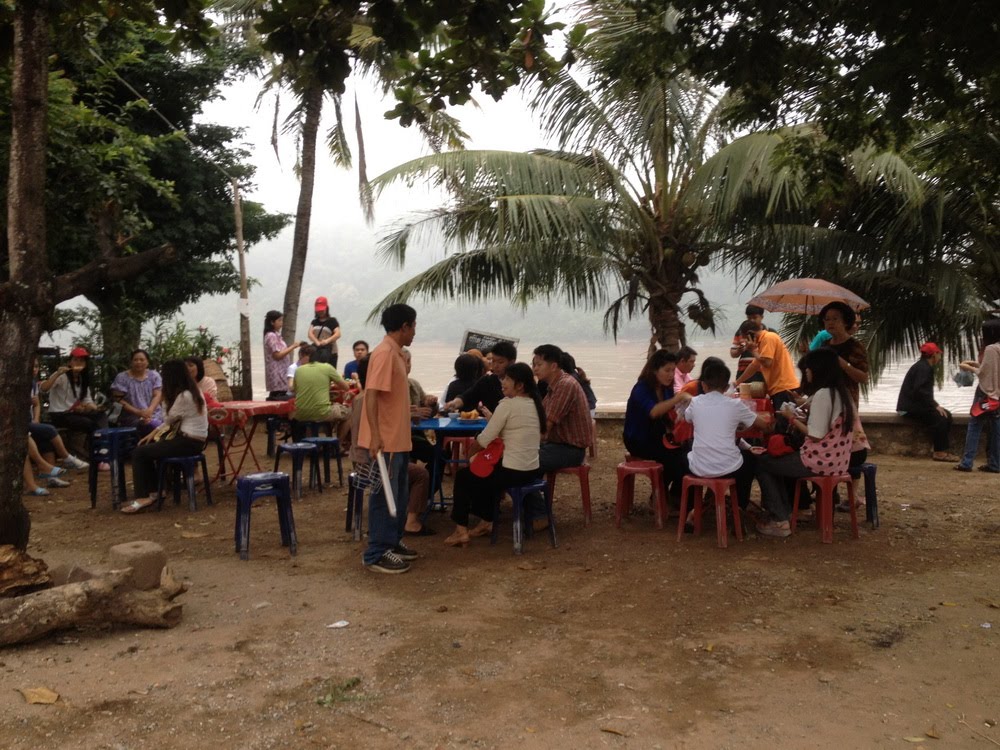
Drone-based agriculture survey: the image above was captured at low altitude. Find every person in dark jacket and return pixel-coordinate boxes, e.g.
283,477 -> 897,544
896,342 -> 958,461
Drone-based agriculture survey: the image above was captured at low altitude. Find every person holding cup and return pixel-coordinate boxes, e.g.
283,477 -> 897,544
39,346 -> 109,454
754,347 -> 854,537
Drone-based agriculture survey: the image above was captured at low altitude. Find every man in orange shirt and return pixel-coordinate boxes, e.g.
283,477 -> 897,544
733,321 -> 800,410
358,303 -> 419,574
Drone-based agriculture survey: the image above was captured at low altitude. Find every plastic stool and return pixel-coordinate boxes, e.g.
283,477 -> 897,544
546,464 -> 592,525
156,454 -> 213,512
791,474 -> 859,543
491,478 -> 558,555
88,427 -> 137,510
234,472 -> 297,560
273,442 -> 321,500
442,436 -> 477,475
848,462 -> 879,529
678,475 -> 742,548
615,459 -> 666,528
300,436 -> 343,486
346,471 -> 367,541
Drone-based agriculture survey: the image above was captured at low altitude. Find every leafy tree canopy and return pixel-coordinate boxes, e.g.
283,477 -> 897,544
255,0 -> 559,126
634,0 -> 1000,150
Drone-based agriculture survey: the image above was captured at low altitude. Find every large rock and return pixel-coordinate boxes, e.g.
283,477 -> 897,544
108,541 -> 167,591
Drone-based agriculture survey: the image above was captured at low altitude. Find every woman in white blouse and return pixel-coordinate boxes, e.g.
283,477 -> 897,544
444,363 -> 545,546
121,359 -> 209,514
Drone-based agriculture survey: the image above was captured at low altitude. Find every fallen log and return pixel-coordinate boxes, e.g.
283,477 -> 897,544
0,566 -> 187,647
0,545 -> 51,597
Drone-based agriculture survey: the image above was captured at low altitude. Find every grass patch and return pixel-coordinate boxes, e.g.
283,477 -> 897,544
316,676 -> 363,707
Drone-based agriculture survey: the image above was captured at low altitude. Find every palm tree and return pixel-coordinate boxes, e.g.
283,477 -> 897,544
370,0 -> 1000,372
693,124 -> 1000,373
215,1 -> 472,344
368,3 -> 737,353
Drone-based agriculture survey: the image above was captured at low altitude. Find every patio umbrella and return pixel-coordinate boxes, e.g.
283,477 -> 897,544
746,278 -> 870,315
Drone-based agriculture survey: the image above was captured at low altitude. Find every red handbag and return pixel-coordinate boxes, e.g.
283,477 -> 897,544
469,438 -> 504,477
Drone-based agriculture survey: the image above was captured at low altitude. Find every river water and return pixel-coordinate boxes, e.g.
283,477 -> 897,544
251,338 -> 975,414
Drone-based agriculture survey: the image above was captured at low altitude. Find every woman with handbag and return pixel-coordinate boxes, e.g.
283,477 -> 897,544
121,359 -> 208,514
955,319 -> 1000,473
754,347 -> 855,537
443,363 -> 545,547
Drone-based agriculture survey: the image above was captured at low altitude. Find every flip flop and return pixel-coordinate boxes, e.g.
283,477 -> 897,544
120,499 -> 155,514
26,487 -> 49,496
404,526 -> 437,536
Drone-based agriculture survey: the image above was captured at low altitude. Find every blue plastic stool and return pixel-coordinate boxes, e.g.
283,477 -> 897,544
302,436 -> 343,486
848,462 -> 879,529
88,427 -> 137,510
273,442 -> 321,500
156,454 -> 213,512
234,472 -> 297,560
346,471 -> 367,541
491,477 -> 558,555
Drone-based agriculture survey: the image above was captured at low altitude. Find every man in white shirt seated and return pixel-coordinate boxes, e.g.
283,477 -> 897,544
685,358 -> 772,511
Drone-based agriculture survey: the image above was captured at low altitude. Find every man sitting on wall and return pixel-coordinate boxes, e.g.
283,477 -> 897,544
897,342 -> 959,462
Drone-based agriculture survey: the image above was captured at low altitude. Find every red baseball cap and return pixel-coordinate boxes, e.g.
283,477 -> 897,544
919,342 -> 942,356
314,296 -> 328,312
70,346 -> 90,358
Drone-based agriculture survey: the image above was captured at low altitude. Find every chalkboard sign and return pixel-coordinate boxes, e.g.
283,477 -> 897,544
460,329 -> 519,354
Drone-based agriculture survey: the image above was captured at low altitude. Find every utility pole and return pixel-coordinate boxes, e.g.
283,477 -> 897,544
232,178 -> 252,399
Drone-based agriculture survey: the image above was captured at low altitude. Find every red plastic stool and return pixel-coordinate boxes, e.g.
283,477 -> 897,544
677,475 -> 742,548
546,464 -> 592,525
615,459 -> 666,528
791,474 -> 859,543
442,436 -> 477,474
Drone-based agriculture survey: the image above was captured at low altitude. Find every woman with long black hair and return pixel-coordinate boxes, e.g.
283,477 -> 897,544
39,346 -> 108,451
263,310 -> 301,400
121,359 -> 208,514
443,362 -> 545,546
754,347 -> 855,537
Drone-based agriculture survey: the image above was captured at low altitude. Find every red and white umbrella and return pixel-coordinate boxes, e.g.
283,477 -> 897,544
746,278 -> 869,315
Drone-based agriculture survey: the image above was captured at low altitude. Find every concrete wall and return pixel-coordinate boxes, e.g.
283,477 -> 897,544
594,410 -> 975,459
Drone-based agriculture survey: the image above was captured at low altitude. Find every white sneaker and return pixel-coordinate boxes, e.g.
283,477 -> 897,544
62,455 -> 89,470
48,476 -> 71,488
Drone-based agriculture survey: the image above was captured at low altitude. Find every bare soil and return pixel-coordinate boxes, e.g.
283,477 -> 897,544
2,433 -> 999,749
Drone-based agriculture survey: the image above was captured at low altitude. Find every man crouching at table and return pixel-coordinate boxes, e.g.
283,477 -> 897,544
358,303 -> 420,575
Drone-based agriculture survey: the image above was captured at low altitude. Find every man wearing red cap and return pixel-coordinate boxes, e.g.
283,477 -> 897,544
897,342 -> 958,461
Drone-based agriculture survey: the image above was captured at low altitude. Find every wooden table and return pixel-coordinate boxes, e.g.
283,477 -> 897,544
211,400 -> 295,481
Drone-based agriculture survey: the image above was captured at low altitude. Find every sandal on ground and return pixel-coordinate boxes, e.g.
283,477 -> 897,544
932,453 -> 961,462
404,525 -> 436,536
468,522 -> 493,538
37,466 -> 66,479
120,498 -> 155,514
443,531 -> 469,547
954,465 -> 973,472
25,487 -> 50,496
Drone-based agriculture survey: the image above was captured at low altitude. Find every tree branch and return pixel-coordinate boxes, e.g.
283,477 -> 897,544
51,244 -> 176,304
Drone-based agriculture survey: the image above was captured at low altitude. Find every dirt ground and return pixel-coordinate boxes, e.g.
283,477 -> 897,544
2,428 -> 1000,750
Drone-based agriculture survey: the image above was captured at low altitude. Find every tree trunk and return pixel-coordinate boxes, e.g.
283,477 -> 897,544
0,567 -> 187,647
1,2 -> 52,550
91,292 -> 142,372
281,84 -> 324,345
647,290 -> 686,356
